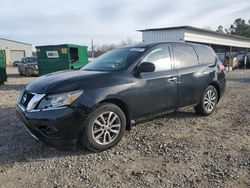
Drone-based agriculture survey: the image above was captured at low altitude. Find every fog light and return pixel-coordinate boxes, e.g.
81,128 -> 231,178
38,126 -> 58,136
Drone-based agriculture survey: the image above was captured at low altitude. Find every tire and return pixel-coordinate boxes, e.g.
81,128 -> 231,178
18,68 -> 22,75
195,85 -> 218,116
25,69 -> 29,77
80,103 -> 126,152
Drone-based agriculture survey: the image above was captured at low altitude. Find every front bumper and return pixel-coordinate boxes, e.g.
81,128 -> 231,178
16,105 -> 86,150
27,68 -> 39,76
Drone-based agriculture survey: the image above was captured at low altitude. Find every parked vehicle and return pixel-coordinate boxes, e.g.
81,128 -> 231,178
18,57 -> 38,76
239,55 -> 250,69
16,42 -> 226,151
12,61 -> 21,67
224,56 -> 240,69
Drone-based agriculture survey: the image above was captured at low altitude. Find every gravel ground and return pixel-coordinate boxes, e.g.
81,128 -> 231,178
0,68 -> 249,188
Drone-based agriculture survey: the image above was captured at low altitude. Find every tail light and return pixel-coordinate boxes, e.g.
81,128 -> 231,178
219,65 -> 226,73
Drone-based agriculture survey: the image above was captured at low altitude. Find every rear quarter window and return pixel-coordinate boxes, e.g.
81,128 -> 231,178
194,45 -> 216,64
172,44 -> 199,69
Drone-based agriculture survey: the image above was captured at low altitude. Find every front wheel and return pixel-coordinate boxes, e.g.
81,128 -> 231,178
195,85 -> 218,116
80,103 -> 126,151
25,69 -> 30,77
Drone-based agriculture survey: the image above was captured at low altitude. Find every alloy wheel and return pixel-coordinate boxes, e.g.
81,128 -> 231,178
92,111 -> 121,145
204,90 -> 216,112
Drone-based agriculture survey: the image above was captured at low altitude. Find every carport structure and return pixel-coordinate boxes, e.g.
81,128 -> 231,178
138,26 -> 250,69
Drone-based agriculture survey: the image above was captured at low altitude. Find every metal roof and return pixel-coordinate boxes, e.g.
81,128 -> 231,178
138,26 -> 250,42
0,37 -> 31,46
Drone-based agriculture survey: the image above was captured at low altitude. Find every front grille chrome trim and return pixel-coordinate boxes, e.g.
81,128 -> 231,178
18,92 -> 68,112
26,93 -> 46,112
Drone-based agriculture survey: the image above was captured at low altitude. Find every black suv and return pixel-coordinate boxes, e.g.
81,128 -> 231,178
16,42 -> 226,151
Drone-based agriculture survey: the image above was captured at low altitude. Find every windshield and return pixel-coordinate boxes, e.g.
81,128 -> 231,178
25,57 -> 37,63
82,48 -> 144,71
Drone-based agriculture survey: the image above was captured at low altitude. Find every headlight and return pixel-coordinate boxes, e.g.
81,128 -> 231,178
37,90 -> 83,110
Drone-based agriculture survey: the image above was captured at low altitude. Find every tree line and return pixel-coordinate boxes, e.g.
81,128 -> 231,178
89,38 -> 139,58
216,18 -> 250,38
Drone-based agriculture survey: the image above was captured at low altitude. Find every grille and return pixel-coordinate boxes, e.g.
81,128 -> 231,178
21,92 -> 34,108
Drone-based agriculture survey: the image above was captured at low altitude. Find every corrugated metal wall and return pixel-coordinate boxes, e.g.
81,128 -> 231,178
10,50 -> 25,63
142,29 -> 185,42
141,28 -> 250,49
184,29 -> 250,48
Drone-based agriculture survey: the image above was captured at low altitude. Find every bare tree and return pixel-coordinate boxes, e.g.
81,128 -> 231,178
91,38 -> 140,57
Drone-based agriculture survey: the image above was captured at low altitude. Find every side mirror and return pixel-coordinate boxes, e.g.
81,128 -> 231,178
138,62 -> 155,73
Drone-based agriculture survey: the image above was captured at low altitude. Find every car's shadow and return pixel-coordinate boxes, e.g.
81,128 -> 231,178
0,107 -> 91,165
0,106 -> 200,165
136,109 -> 201,125
6,73 -> 23,78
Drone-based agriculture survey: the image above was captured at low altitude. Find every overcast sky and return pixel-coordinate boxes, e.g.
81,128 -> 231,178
0,0 -> 249,48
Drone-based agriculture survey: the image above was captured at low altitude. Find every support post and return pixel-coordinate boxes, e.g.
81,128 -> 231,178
228,46 -> 232,72
244,48 -> 247,70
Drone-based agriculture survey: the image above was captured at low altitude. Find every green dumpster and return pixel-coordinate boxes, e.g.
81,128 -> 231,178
0,50 -> 7,85
36,44 -> 88,75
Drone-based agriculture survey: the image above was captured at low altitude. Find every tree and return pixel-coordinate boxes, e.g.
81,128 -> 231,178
216,25 -> 225,34
227,18 -> 250,37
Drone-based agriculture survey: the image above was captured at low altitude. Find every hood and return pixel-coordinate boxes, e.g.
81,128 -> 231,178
27,62 -> 38,66
26,70 -> 112,94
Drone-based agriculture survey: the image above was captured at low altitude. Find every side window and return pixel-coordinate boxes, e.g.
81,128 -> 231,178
194,45 -> 216,64
21,58 -> 25,64
142,46 -> 171,71
172,44 -> 199,68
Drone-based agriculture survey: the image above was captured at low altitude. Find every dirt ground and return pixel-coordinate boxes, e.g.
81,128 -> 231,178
0,68 -> 249,188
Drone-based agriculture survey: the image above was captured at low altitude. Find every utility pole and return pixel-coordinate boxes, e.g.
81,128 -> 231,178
91,39 -> 94,59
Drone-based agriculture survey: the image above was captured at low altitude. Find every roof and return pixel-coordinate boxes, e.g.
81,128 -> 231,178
36,44 -> 87,48
0,37 -> 31,46
138,26 -> 250,42
119,41 -> 199,49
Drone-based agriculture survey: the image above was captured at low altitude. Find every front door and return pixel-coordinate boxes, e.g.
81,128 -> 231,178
131,45 -> 178,119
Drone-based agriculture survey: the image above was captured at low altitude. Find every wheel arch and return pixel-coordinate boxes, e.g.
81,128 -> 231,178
99,98 -> 132,131
208,82 -> 221,102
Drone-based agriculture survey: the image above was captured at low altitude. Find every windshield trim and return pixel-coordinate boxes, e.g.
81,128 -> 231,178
81,48 -> 145,72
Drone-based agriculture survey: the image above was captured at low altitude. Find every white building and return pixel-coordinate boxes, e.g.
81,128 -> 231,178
0,38 -> 32,66
138,26 -> 250,53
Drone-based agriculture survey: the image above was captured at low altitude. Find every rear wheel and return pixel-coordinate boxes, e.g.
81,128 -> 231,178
80,103 -> 126,151
195,85 -> 218,116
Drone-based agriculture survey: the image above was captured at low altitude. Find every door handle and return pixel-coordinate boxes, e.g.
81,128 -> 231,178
167,77 -> 177,82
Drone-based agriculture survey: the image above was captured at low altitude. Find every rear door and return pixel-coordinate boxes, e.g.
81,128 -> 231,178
171,43 -> 212,108
131,44 -> 179,119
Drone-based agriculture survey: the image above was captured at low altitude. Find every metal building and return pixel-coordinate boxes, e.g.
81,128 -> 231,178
0,38 -> 32,66
138,26 -> 250,69
138,26 -> 250,48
